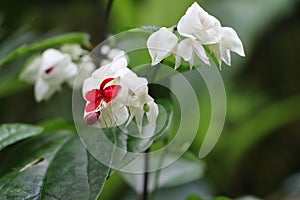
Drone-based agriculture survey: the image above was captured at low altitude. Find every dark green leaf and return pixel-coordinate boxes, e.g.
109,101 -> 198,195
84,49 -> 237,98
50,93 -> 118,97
0,124 -> 43,151
0,79 -> 30,98
212,197 -> 232,200
0,32 -> 90,67
186,194 -> 204,200
0,131 -> 110,200
39,118 -> 75,133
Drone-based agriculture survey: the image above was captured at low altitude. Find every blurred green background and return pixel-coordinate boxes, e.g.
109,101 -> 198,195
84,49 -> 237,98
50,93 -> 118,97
0,0 -> 299,199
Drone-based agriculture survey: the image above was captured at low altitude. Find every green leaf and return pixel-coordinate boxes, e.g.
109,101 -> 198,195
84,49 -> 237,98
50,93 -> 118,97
0,124 -> 43,151
0,32 -> 90,67
186,194 -> 204,200
212,197 -> 232,200
39,118 -> 75,133
221,94 -> 300,167
0,79 -> 30,98
0,131 -> 110,200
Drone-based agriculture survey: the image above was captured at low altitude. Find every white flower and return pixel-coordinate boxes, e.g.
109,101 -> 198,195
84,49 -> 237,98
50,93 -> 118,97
19,55 -> 41,84
177,2 -> 222,44
82,52 -> 158,132
209,27 -> 245,66
60,44 -> 96,88
99,45 -> 130,67
147,27 -> 178,66
60,44 -> 86,61
119,68 -> 157,133
147,27 -> 209,69
20,49 -> 77,102
67,54 -> 96,89
175,38 -> 209,69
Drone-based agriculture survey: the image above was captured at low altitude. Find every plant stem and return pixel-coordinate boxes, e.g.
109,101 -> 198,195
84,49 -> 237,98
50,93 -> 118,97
101,0 -> 114,41
141,148 -> 150,200
151,138 -> 169,200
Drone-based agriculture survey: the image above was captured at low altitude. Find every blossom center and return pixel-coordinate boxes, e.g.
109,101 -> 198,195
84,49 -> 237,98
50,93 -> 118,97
85,77 -> 122,114
45,66 -> 54,74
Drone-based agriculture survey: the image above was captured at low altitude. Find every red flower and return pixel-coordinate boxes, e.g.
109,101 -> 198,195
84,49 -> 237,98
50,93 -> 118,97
85,77 -> 122,113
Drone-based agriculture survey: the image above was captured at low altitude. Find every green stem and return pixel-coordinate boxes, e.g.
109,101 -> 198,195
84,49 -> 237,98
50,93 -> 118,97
101,0 -> 115,41
141,148 -> 150,200
151,138 -> 169,200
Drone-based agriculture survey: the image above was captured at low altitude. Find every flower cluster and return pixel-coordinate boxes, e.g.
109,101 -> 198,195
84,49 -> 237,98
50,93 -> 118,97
82,50 -> 158,131
147,2 -> 245,69
20,44 -> 95,102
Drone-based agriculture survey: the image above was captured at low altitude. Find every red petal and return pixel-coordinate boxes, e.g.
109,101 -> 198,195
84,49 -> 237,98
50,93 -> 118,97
100,78 -> 115,90
85,89 -> 102,101
85,112 -> 100,125
85,100 -> 101,112
103,85 -> 121,103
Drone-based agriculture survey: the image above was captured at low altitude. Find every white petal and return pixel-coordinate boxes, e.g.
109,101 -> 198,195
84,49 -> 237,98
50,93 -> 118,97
34,78 -> 60,102
97,103 -> 129,128
111,50 -> 128,68
19,55 -> 42,83
177,2 -> 222,44
100,45 -> 110,55
43,56 -> 75,84
221,49 -> 231,66
147,27 -> 178,65
119,69 -> 148,94
41,49 -> 66,71
134,107 -> 144,134
144,101 -> 159,137
176,39 -> 194,63
82,76 -> 99,98
220,27 -> 245,57
146,101 -> 159,125
71,60 -> 96,89
192,40 -> 210,65
93,58 -> 127,81
63,62 -> 78,79
208,43 -> 222,66
177,2 -> 207,39
174,54 -> 181,69
60,44 -> 85,60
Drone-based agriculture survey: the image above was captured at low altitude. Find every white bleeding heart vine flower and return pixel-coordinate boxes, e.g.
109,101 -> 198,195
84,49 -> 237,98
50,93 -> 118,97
177,2 -> 222,44
20,48 -> 78,102
146,2 -> 245,69
60,44 -> 96,89
82,51 -> 158,132
20,44 -> 96,101
147,27 -> 178,66
208,27 -> 245,66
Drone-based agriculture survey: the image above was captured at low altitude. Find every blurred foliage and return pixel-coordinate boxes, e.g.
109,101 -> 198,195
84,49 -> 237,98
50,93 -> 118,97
0,0 -> 299,199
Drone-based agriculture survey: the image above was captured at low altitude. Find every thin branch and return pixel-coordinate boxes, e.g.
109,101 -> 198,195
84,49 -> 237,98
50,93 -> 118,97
101,0 -> 114,41
140,148 -> 150,200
